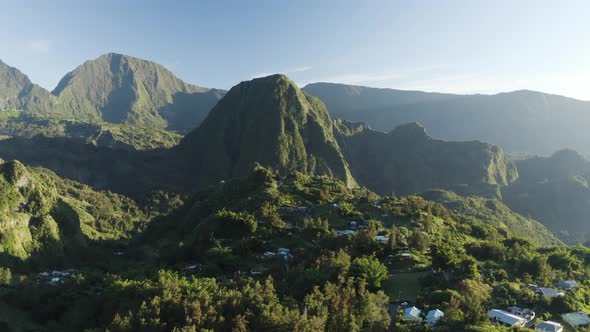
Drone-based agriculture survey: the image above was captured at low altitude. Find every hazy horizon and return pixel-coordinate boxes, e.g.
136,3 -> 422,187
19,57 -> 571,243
2,0 -> 590,100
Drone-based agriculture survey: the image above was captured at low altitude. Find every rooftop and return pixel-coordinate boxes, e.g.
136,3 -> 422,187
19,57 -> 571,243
562,312 -> 590,327
488,309 -> 526,326
535,320 -> 563,332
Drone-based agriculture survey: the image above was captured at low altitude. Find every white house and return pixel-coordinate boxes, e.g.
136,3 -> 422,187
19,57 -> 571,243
375,235 -> 389,243
537,287 -> 565,298
336,230 -> 355,236
403,306 -> 422,321
425,309 -> 444,325
49,277 -> 62,285
488,309 -> 526,327
508,306 -> 535,321
562,312 -> 590,328
535,321 -> 563,332
263,251 -> 277,258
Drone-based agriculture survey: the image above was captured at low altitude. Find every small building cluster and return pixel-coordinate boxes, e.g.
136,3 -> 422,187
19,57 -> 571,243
336,229 -> 355,236
488,309 -> 527,327
402,306 -> 444,325
262,248 -> 292,261
36,270 -> 74,285
398,246 -> 411,258
375,235 -> 389,244
489,307 -> 536,327
528,279 -> 579,298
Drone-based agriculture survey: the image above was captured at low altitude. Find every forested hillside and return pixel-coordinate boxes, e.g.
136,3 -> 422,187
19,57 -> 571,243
1,166 -> 587,331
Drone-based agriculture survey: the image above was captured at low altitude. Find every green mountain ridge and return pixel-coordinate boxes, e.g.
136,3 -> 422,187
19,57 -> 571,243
0,60 -> 55,113
0,54 -> 225,133
180,74 -> 357,188
51,53 -> 225,132
303,82 -> 590,156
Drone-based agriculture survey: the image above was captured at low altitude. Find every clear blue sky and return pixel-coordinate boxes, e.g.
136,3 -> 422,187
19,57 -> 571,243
2,0 -> 590,99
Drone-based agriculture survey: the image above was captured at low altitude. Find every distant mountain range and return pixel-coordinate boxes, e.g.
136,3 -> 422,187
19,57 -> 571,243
3,53 -> 590,243
6,54 -> 590,157
0,74 -> 515,199
303,82 -> 590,156
0,54 -> 225,132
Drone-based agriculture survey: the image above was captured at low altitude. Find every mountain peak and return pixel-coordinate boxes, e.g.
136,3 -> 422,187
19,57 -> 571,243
0,60 -> 54,112
388,122 -> 428,140
50,54 -> 223,131
181,74 -> 356,188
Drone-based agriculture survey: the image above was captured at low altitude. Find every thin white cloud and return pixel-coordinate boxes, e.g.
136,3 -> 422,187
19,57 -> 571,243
252,72 -> 274,78
290,66 -> 312,73
251,65 -> 312,79
298,64 -> 451,88
29,39 -> 52,53
298,72 -> 402,87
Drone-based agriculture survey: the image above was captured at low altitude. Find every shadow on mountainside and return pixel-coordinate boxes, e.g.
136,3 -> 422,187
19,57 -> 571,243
0,135 -> 192,198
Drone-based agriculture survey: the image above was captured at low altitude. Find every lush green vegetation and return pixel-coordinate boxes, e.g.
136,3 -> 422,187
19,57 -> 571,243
1,166 -> 588,331
0,160 -> 146,270
0,111 -> 182,150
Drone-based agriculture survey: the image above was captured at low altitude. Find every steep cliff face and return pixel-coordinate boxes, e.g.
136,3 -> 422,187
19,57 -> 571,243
180,74 -> 356,188
335,121 -> 518,195
503,149 -> 590,243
